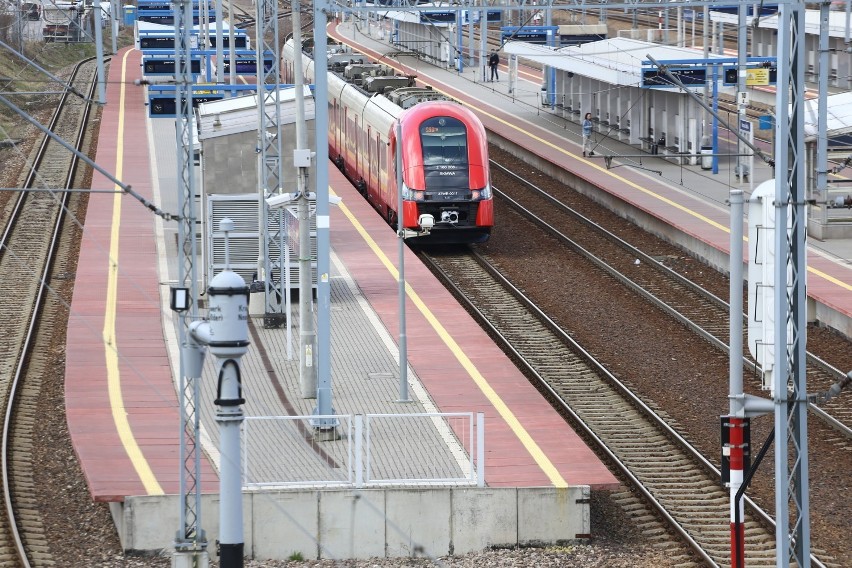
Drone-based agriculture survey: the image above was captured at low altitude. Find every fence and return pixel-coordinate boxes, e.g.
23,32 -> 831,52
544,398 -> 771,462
242,412 -> 485,489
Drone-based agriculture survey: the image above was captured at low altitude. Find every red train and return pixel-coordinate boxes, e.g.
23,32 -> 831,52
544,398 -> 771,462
282,38 -> 493,243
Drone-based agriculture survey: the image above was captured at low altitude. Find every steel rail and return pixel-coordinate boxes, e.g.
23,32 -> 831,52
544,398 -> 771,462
488,161 -> 829,567
1,56 -> 98,567
422,249 -> 721,566
492,159 -> 852,440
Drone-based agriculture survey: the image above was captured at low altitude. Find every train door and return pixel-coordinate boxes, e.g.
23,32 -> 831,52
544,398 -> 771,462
366,127 -> 378,207
343,107 -> 349,174
376,133 -> 386,217
373,133 -> 381,196
387,133 -> 397,223
331,100 -> 338,155
366,126 -> 373,199
334,101 -> 342,167
357,118 -> 364,184
347,112 -> 356,179
379,134 -> 389,211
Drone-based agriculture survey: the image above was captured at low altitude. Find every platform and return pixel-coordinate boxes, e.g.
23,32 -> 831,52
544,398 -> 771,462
65,46 -> 617,559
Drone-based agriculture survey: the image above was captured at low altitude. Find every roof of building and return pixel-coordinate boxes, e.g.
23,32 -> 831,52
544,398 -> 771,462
503,36 -> 735,92
804,91 -> 852,141
711,8 -> 852,39
196,87 -> 314,139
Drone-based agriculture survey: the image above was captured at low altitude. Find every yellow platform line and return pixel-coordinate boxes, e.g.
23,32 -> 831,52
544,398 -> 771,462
103,50 -> 164,496
335,194 -> 568,488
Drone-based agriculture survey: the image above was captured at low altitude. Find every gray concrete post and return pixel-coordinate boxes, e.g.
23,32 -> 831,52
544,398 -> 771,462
215,0 -> 223,83
729,197 -> 745,413
227,0 -> 236,88
312,0 -> 337,433
93,0 -> 106,103
110,0 -> 118,54
292,1 -> 318,400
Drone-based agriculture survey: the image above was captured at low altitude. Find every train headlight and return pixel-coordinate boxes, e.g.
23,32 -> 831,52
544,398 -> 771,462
472,185 -> 492,201
401,183 -> 425,201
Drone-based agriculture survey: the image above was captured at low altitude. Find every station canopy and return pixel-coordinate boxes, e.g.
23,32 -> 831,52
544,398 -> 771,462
502,37 -> 735,91
375,3 -> 454,27
711,8 -> 852,39
803,91 -> 852,142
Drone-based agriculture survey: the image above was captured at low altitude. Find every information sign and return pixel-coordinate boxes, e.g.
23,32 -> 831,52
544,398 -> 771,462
723,66 -> 777,86
420,11 -> 456,23
642,67 -> 706,88
143,58 -> 202,75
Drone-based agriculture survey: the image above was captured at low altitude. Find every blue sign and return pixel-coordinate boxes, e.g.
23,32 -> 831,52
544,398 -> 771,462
642,67 -> 707,88
147,86 -> 224,117
420,11 -> 456,23
501,26 -> 557,45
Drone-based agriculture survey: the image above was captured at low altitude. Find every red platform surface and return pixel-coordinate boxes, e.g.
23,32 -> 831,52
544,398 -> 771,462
65,48 -> 218,501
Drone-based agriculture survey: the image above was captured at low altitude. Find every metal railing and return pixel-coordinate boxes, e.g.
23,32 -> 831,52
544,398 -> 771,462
242,412 -> 485,489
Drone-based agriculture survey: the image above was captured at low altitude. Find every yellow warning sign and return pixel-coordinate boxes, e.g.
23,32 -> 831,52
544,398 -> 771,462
746,68 -> 770,86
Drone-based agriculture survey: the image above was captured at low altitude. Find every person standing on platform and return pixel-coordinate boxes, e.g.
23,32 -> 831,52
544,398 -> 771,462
582,112 -> 594,157
489,50 -> 500,81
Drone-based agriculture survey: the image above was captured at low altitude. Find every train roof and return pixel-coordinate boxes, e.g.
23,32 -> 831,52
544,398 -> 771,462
374,7 -> 452,27
556,24 -> 608,34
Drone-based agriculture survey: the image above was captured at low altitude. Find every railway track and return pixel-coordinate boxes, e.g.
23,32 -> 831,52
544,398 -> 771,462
422,248 -> 778,567
0,56 -> 98,566
491,161 -> 852,439
417,160 -> 842,566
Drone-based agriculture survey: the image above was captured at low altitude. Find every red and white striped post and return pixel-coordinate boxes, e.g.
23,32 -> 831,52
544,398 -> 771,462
728,417 -> 746,568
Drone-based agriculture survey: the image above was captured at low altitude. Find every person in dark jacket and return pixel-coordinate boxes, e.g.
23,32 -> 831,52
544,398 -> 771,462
488,51 -> 500,81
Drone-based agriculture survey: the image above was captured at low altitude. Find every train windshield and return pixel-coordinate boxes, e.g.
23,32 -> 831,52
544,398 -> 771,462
419,117 -> 470,194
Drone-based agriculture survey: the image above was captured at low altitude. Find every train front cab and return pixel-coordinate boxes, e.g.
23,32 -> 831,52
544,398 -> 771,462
398,103 -> 493,243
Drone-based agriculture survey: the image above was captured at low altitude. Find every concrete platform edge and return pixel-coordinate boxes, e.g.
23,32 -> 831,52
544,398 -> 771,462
115,486 -> 592,560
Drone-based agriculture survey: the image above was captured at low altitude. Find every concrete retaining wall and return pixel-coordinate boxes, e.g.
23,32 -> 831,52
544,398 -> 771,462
114,486 -> 590,561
